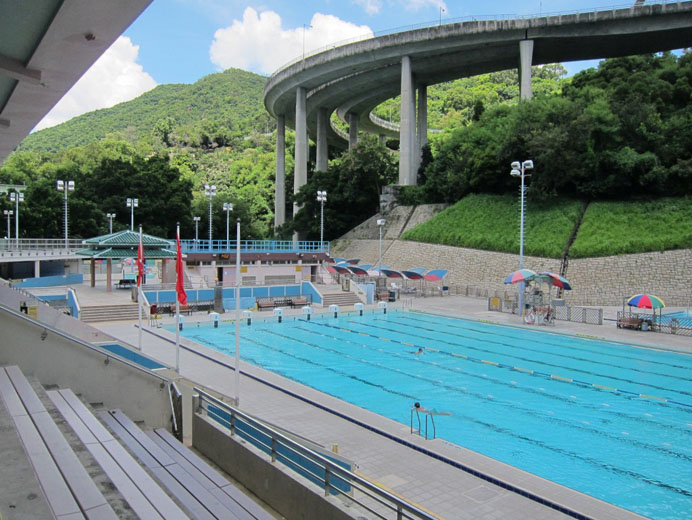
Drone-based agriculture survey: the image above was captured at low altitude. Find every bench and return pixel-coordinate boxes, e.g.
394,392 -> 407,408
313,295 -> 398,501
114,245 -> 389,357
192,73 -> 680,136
617,316 -> 642,330
101,408 -> 272,519
289,297 -> 308,308
47,388 -> 188,520
0,366 -> 118,519
116,279 -> 137,289
256,298 -> 275,310
376,291 -> 390,301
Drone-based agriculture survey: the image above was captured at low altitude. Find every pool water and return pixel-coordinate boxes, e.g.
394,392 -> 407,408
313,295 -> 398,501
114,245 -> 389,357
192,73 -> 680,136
176,311 -> 692,520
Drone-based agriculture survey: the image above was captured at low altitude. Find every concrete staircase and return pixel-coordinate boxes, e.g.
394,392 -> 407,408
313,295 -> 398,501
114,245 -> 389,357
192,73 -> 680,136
321,291 -> 363,307
79,304 -> 141,323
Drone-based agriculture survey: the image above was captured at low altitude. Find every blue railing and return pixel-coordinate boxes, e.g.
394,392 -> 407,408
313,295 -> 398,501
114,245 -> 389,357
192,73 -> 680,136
181,239 -> 329,255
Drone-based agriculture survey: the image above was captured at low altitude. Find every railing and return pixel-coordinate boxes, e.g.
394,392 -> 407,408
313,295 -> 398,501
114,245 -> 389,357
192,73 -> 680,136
181,239 -> 329,255
0,238 -> 84,254
195,388 -> 438,520
270,0 -> 680,76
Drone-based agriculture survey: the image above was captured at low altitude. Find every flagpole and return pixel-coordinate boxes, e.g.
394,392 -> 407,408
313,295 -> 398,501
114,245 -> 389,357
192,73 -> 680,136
138,225 -> 143,351
175,224 -> 181,372
235,218 -> 240,406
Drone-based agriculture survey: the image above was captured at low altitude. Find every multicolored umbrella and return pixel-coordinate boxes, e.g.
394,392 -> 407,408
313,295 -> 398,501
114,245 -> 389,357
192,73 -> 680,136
424,269 -> 448,282
331,257 -> 345,264
503,269 -> 537,285
371,265 -> 391,272
359,264 -> 373,271
402,270 -> 425,280
627,294 -> 665,310
380,269 -> 404,278
407,267 -> 426,275
348,266 -> 369,276
346,258 -> 360,265
333,265 -> 351,274
536,272 -> 572,290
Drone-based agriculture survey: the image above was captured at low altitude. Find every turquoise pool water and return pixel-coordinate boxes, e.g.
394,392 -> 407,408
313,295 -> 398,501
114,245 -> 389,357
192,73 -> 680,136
175,311 -> 692,519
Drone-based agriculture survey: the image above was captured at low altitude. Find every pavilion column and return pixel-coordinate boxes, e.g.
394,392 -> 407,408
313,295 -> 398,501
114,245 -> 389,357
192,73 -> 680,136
106,258 -> 112,292
316,107 -> 329,172
399,55 -> 416,185
160,259 -> 167,284
348,113 -> 358,150
519,40 -> 534,100
34,260 -> 40,278
275,114 -> 286,229
90,259 -> 95,287
416,84 -> 428,175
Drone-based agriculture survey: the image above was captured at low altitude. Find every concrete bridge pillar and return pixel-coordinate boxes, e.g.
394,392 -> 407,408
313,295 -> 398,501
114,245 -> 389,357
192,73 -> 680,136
33,260 -> 40,278
316,108 -> 328,172
294,87 -> 308,223
399,55 -> 416,185
416,84 -> 428,175
274,114 -> 286,229
519,40 -> 534,100
348,113 -> 359,150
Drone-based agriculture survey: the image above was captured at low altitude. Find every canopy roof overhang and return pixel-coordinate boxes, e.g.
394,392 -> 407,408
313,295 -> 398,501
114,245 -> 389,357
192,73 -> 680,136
0,0 -> 153,163
76,230 -> 178,260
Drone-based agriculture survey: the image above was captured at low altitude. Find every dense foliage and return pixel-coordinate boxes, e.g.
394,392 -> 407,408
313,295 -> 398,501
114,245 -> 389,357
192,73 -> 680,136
282,135 -> 398,240
419,53 -> 692,203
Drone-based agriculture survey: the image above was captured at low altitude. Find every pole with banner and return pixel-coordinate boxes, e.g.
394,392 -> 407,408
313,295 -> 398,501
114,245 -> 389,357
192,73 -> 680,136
175,224 -> 187,372
137,226 -> 145,350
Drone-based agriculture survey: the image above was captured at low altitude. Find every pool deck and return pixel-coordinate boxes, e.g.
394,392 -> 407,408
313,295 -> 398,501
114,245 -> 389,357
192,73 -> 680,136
70,284 -> 692,520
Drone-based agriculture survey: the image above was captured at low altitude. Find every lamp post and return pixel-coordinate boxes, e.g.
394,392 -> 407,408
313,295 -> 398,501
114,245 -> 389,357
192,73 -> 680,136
234,218 -> 241,406
193,216 -> 200,247
126,198 -> 138,231
377,218 -> 386,269
223,202 -> 233,249
316,190 -> 327,248
57,180 -> 74,247
3,209 -> 13,243
106,213 -> 115,234
204,184 -> 216,249
9,191 -> 23,248
510,159 -> 534,316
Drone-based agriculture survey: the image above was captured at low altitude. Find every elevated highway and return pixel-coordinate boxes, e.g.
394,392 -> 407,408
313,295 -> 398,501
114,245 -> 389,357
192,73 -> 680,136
264,1 -> 692,228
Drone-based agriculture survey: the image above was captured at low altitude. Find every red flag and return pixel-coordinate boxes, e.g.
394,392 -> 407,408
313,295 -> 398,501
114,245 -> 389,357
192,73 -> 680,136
176,227 -> 187,305
137,230 -> 145,287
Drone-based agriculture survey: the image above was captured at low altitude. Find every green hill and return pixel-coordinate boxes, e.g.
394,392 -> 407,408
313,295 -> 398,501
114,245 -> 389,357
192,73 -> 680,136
18,68 -> 270,153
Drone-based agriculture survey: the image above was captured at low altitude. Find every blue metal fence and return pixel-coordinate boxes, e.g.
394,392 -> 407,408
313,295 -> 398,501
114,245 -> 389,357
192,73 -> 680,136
181,239 -> 329,254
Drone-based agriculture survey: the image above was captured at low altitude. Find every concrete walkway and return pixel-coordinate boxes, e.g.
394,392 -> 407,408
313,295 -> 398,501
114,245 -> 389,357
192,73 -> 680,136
88,292 -> 691,520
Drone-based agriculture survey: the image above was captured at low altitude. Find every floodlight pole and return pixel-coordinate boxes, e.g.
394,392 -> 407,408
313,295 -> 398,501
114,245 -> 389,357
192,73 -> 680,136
377,219 -> 386,269
510,160 -> 533,316
57,180 -> 74,248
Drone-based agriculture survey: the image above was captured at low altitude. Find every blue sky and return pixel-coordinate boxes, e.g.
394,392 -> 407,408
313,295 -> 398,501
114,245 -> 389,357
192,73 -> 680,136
38,0 -> 640,129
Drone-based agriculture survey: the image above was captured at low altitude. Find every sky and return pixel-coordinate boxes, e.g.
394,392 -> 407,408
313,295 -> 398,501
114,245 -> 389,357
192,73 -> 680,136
36,0 -> 643,130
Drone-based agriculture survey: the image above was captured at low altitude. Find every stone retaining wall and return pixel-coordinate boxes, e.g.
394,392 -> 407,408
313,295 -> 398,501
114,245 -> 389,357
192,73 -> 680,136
331,238 -> 691,307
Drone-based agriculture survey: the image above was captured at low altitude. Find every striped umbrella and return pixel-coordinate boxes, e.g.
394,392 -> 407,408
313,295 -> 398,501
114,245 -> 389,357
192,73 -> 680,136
627,294 -> 665,310
424,269 -> 448,282
503,269 -> 537,285
536,272 -> 572,290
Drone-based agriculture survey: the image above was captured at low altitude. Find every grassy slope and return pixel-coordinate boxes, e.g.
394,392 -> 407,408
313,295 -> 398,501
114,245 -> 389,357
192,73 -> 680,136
402,195 -> 692,258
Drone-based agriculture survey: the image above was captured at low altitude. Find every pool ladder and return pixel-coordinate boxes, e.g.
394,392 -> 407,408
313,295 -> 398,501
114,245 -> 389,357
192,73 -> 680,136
410,406 -> 437,440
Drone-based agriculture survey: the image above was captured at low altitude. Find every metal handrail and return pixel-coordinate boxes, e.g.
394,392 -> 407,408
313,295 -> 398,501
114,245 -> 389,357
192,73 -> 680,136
195,387 -> 438,520
181,239 -> 329,254
269,0 -> 680,76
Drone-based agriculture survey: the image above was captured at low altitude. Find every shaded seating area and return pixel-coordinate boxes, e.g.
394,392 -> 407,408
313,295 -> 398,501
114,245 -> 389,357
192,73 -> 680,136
256,295 -> 312,310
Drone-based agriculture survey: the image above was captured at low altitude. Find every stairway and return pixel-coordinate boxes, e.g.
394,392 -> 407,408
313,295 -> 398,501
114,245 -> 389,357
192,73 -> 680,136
321,291 -> 363,307
79,304 -> 141,323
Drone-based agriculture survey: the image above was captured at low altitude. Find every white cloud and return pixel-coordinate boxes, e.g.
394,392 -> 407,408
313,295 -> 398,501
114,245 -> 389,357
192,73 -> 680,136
404,0 -> 447,12
352,0 -> 383,15
35,36 -> 157,131
209,7 -> 373,75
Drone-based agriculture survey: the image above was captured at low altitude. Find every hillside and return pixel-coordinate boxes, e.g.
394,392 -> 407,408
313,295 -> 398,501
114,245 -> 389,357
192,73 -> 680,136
18,68 -> 270,153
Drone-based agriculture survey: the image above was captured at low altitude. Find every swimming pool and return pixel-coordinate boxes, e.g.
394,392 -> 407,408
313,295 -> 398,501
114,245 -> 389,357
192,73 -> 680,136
175,311 -> 692,520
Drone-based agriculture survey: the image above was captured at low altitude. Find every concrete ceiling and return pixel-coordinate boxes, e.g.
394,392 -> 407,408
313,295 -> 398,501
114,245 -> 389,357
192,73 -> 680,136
0,0 -> 153,164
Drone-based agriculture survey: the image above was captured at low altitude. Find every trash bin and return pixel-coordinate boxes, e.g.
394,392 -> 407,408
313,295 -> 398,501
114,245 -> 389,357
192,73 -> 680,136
388,290 -> 396,302
641,321 -> 649,331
